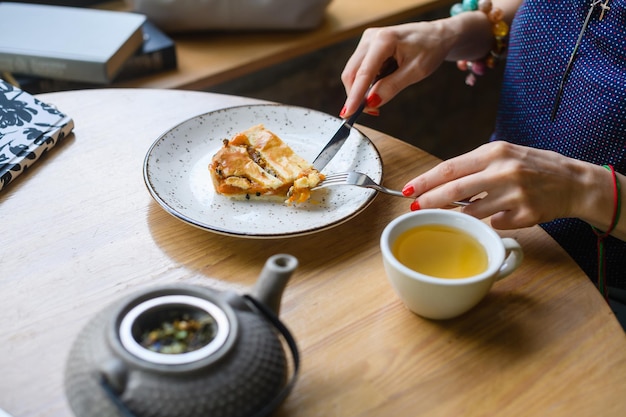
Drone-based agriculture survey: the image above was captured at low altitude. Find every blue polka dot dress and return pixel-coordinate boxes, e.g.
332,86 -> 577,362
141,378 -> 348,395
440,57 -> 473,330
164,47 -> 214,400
494,0 -> 626,289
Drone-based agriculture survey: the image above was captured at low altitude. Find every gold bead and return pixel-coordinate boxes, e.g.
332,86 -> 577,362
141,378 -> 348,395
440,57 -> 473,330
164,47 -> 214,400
492,20 -> 509,38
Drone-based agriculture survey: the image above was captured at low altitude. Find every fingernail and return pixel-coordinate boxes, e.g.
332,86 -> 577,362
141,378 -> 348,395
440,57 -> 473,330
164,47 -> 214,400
366,93 -> 382,108
410,200 -> 421,211
364,108 -> 380,116
339,106 -> 347,118
402,185 -> 414,196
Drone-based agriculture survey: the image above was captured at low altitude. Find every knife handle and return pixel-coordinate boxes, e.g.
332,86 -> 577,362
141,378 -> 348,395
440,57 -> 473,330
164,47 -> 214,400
346,57 -> 398,126
375,57 -> 399,82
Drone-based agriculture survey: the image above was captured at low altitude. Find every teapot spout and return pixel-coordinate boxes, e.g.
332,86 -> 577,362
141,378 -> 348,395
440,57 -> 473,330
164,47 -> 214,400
252,254 -> 298,316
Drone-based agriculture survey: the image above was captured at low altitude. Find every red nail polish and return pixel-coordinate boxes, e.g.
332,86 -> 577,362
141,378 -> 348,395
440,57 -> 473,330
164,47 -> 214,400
339,106 -> 347,118
402,185 -> 414,196
364,109 -> 380,116
410,200 -> 421,211
366,93 -> 382,108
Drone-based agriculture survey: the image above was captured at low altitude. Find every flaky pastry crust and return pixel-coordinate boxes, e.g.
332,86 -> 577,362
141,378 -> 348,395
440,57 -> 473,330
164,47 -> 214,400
209,124 -> 324,204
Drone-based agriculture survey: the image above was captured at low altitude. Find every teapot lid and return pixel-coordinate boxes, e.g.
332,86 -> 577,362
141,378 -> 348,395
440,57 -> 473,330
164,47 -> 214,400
118,294 -> 230,365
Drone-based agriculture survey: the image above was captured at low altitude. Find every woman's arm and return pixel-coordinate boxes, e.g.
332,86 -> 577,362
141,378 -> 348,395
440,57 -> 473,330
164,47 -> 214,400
339,0 -> 524,118
444,0 -> 522,61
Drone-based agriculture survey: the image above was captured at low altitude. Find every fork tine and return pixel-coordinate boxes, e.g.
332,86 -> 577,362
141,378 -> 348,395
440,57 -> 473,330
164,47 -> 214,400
312,172 -> 350,189
320,172 -> 349,181
317,178 -> 347,185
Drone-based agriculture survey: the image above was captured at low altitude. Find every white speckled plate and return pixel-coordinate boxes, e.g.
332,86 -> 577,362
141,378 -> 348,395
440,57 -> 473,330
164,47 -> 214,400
143,104 -> 383,238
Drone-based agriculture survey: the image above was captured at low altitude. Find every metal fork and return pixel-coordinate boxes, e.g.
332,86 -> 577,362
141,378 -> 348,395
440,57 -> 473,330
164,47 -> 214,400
313,171 -> 470,206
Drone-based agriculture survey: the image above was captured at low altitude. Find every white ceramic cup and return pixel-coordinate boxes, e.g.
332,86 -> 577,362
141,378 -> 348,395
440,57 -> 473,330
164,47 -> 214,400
380,209 -> 523,320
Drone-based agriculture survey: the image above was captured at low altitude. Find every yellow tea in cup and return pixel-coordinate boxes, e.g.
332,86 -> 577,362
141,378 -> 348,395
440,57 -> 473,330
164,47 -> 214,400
381,210 -> 523,318
392,224 -> 488,278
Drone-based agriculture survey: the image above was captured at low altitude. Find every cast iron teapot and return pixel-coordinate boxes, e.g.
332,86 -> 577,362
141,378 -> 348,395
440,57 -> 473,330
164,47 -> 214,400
65,254 -> 300,417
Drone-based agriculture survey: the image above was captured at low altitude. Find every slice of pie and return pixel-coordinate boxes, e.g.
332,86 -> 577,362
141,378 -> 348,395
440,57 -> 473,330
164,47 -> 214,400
209,124 -> 324,204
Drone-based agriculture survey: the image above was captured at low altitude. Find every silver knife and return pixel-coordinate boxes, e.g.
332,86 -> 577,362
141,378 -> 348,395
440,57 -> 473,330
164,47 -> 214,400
312,58 -> 398,171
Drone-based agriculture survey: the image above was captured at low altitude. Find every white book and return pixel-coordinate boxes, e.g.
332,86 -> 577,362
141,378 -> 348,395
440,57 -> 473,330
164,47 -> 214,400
0,2 -> 146,84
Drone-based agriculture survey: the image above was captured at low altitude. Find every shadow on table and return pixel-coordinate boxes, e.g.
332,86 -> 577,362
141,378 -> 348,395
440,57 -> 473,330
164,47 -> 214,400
145,192 -> 397,285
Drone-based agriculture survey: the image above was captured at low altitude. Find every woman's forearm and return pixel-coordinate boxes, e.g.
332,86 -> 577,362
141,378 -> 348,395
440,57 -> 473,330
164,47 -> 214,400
443,0 -> 523,62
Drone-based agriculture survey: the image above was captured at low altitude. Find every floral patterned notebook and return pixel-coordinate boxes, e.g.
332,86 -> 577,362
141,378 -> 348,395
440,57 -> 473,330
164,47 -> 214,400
0,78 -> 74,191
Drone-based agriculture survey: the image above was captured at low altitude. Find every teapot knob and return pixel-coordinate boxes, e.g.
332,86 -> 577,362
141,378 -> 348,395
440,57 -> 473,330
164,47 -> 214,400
252,254 -> 298,316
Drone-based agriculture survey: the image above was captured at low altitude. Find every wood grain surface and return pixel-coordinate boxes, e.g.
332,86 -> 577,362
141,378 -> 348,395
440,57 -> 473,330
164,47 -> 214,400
1,89 -> 624,417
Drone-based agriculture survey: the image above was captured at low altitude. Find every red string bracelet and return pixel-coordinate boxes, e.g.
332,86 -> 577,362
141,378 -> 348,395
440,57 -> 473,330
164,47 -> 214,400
591,164 -> 622,301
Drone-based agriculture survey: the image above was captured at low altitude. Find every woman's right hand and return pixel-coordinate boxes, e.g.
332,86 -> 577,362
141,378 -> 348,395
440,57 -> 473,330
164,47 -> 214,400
340,21 -> 455,118
340,0 -> 522,118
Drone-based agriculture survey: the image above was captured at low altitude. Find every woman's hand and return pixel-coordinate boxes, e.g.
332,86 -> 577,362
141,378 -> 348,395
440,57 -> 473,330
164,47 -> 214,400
340,21 -> 455,118
401,141 -> 618,234
339,0 -> 522,119
340,8 -> 503,119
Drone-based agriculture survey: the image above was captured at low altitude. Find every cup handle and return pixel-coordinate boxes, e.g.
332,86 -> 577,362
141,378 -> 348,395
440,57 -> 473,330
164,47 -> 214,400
495,238 -> 524,281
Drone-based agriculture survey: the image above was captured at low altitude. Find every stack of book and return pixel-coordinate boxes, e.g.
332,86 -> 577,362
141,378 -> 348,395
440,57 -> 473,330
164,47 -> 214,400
0,2 -> 177,94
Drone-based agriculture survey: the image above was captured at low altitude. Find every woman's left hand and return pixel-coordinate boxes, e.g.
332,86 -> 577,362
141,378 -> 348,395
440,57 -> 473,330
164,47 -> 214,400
401,141 -> 613,231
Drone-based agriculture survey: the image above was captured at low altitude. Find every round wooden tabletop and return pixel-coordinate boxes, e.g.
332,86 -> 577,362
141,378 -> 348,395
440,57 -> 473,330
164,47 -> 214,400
1,88 -> 624,417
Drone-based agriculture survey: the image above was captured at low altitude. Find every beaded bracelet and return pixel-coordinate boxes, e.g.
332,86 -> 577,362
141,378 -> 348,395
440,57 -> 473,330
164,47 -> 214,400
592,164 -> 622,300
450,0 -> 509,86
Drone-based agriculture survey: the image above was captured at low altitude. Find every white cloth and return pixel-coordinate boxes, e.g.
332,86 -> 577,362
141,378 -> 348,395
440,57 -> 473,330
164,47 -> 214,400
128,0 -> 332,32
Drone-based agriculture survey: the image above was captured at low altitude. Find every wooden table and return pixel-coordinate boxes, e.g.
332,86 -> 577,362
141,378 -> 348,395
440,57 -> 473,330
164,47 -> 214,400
99,0 -> 453,90
1,88 -> 625,417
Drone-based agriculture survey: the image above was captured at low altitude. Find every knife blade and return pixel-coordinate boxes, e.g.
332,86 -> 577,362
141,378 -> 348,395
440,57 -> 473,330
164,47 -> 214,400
312,57 -> 398,171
